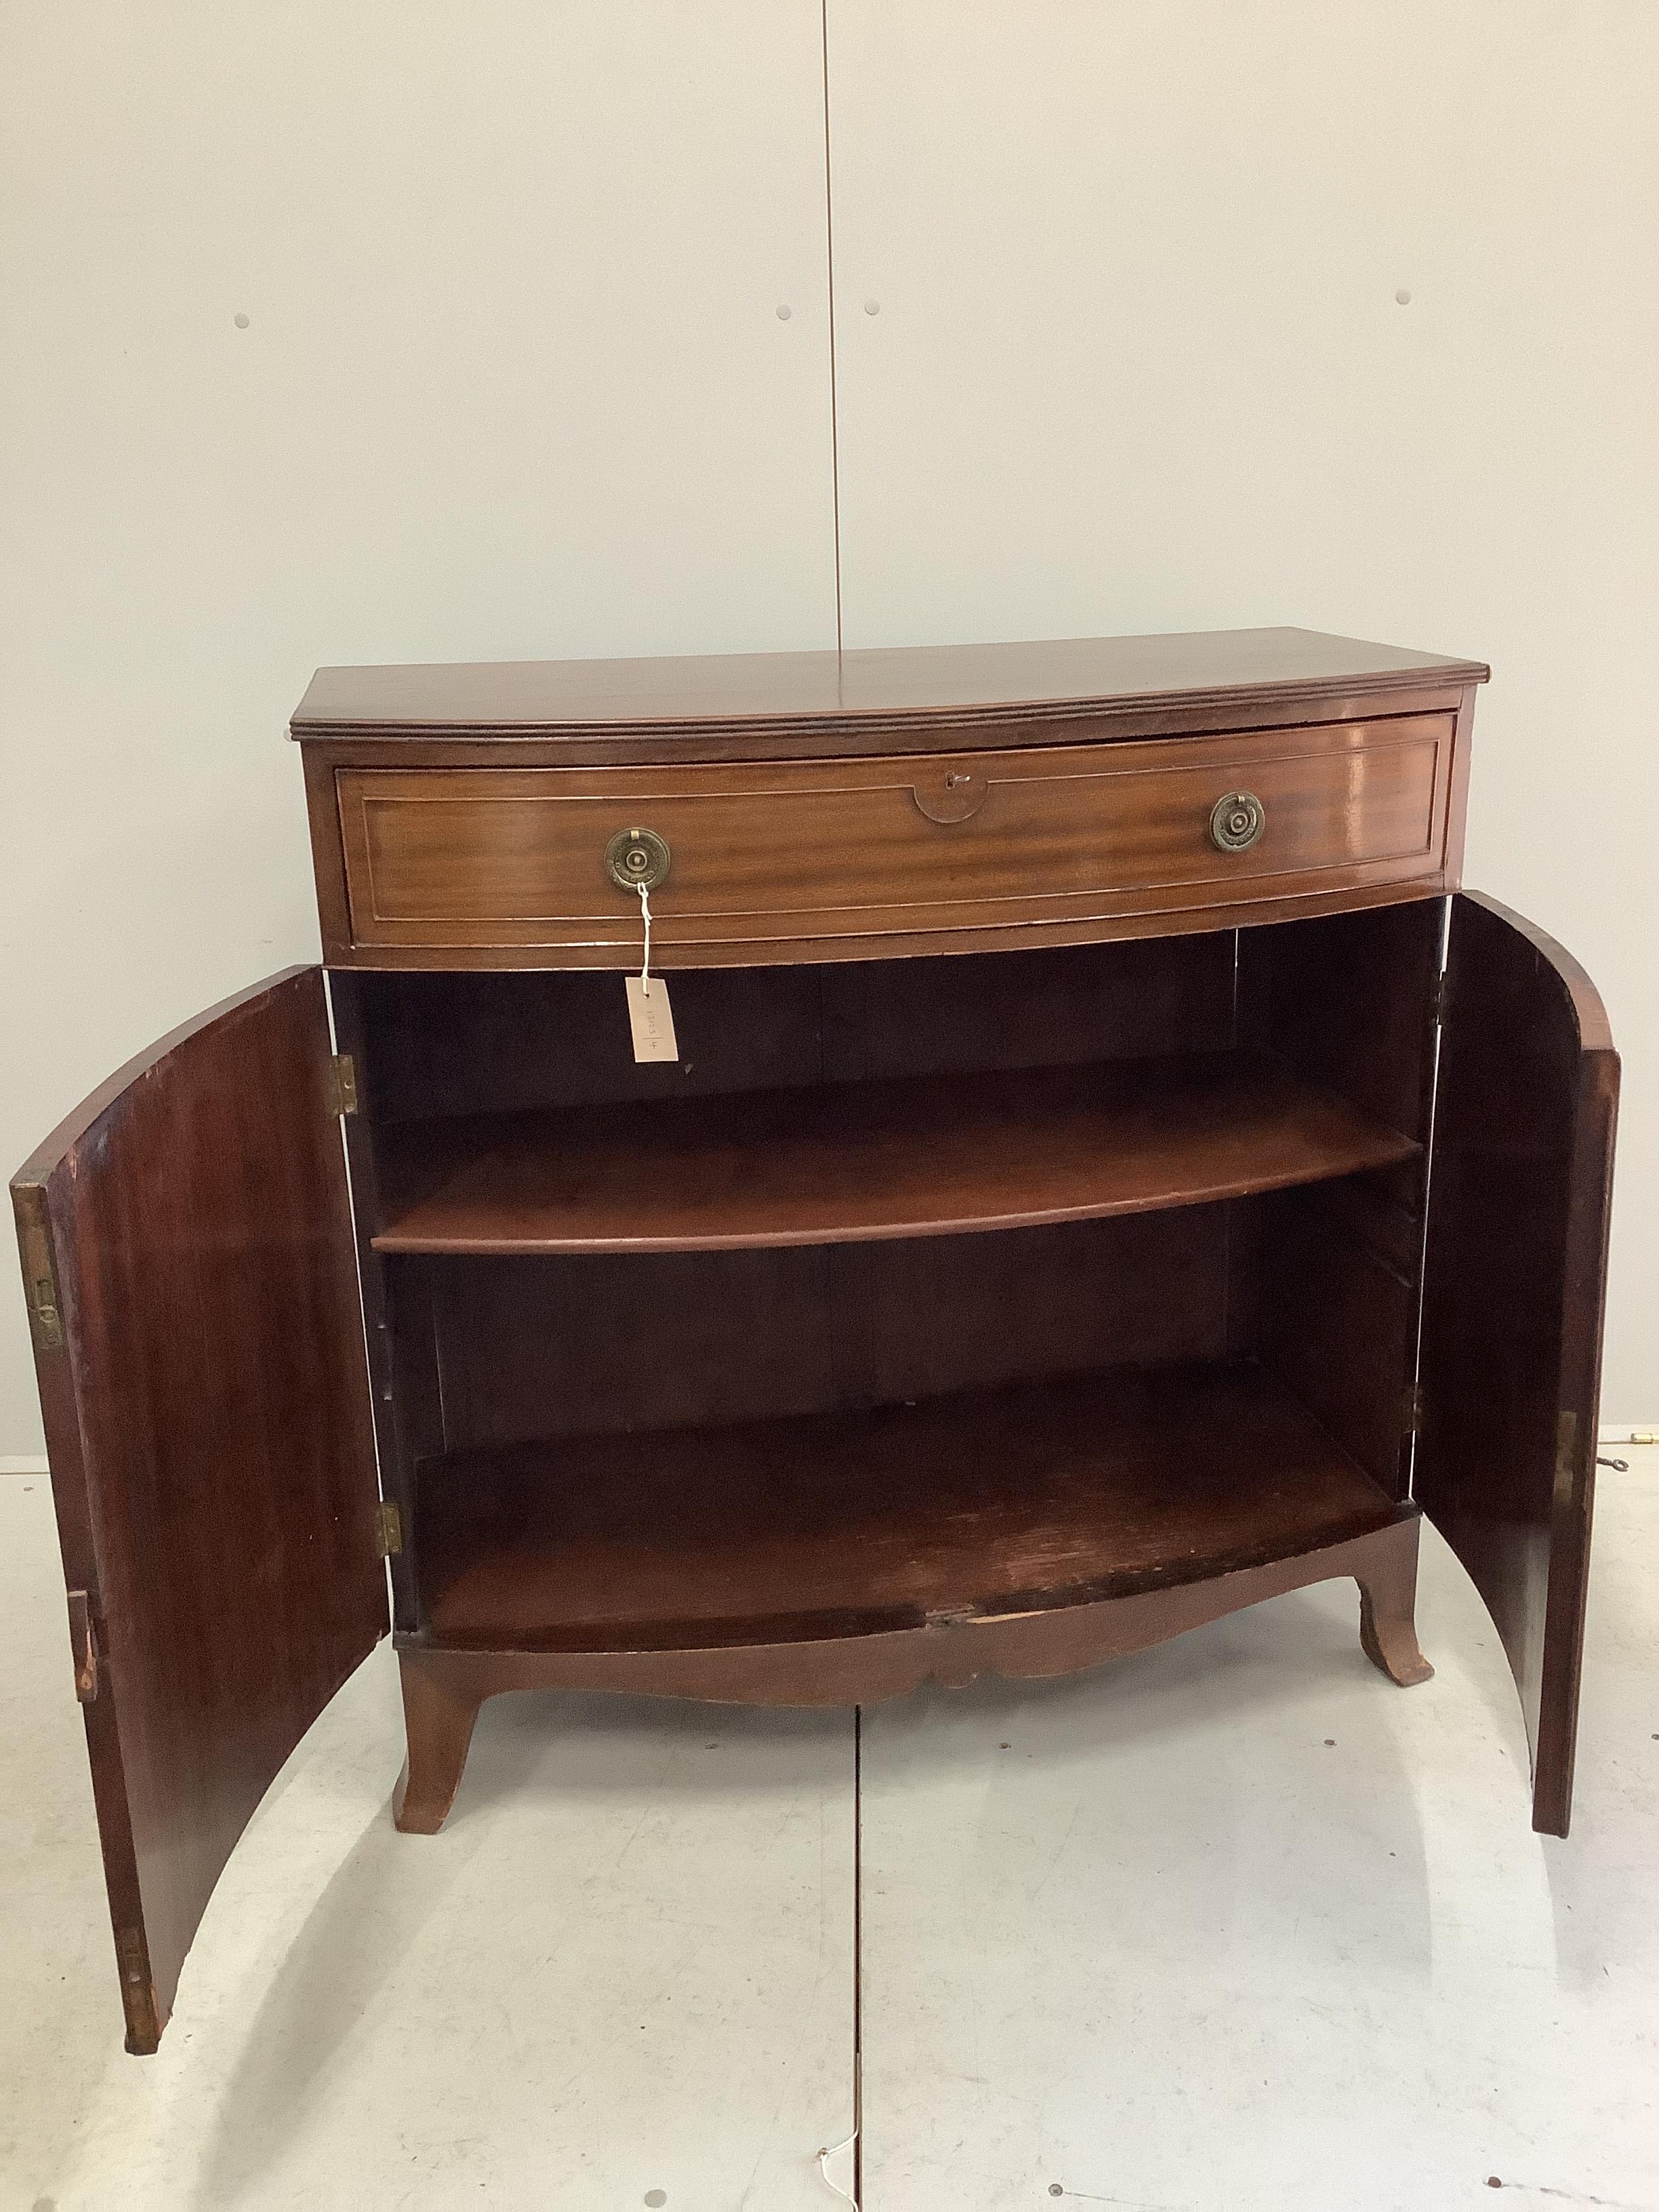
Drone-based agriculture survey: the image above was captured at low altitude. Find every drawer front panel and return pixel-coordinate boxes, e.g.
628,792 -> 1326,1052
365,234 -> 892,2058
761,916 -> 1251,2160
335,716 -> 1452,962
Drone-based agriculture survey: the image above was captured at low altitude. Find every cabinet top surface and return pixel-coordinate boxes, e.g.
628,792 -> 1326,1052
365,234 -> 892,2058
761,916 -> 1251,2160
291,627 -> 1487,743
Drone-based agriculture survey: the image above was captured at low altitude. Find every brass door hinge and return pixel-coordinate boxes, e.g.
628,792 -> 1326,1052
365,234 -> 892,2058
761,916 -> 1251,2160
375,1500 -> 403,1558
1429,972 -> 1450,1026
327,1053 -> 359,1118
66,1590 -> 98,1702
1402,1380 -> 1425,1435
16,1189 -> 65,1351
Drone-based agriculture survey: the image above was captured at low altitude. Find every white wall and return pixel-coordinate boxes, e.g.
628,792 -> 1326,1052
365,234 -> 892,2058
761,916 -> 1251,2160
3,0 -> 1654,1450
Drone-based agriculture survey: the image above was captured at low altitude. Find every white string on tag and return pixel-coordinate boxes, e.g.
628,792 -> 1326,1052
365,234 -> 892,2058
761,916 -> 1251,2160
623,887 -> 678,1061
636,881 -> 653,997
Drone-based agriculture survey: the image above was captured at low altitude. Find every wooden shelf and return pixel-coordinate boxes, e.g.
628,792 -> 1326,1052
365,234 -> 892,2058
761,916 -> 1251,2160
373,1050 -> 1418,1255
413,1362 -> 1408,1652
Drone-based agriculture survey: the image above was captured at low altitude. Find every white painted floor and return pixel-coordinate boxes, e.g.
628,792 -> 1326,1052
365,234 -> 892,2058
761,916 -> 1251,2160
3,1451 -> 1656,2211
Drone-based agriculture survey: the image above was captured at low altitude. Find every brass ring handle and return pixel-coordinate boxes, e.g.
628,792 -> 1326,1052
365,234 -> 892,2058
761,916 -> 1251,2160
604,826 -> 672,893
1208,791 -> 1265,854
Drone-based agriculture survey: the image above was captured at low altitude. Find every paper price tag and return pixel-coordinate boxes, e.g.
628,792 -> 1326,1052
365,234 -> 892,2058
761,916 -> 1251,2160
626,973 -> 679,1062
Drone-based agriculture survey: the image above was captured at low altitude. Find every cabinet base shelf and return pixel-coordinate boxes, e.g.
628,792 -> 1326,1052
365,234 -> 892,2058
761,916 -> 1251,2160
413,1361 -> 1412,1655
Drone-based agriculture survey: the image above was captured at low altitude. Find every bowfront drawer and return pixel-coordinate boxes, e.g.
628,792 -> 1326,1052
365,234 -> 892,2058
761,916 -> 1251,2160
331,714 -> 1454,966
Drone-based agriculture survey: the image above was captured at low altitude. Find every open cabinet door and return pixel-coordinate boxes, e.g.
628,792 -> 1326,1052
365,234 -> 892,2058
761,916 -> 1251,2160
1417,895 -> 1618,1836
10,969 -> 386,2050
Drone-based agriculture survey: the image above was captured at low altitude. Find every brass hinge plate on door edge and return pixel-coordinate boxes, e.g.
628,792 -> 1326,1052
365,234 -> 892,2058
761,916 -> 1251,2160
16,1188 -> 65,1350
66,1590 -> 98,1702
327,1053 -> 359,1118
375,1501 -> 403,1558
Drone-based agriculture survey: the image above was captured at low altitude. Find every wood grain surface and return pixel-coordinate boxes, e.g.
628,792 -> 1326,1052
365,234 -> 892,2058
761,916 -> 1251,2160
9,970 -> 384,2050
407,1210 -> 1233,1453
331,714 -> 1453,965
413,1361 -> 1407,1652
293,626 -> 1487,741
372,1051 -> 1418,1254
348,931 -> 1236,1122
1416,892 -> 1619,1836
389,1513 -> 1429,1832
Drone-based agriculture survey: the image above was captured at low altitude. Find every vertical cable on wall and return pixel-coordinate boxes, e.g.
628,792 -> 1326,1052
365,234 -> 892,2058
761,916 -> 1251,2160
821,0 -> 844,655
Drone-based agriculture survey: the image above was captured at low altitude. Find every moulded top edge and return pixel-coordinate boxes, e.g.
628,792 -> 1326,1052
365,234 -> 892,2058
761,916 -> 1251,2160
289,627 -> 1489,741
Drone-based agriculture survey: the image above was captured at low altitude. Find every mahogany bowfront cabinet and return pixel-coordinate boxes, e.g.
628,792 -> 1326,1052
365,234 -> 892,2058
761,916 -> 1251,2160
13,629 -> 1618,2053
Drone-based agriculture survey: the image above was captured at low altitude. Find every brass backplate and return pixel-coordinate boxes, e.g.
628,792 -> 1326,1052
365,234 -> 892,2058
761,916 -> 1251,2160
604,826 -> 672,894
1209,790 -> 1266,854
